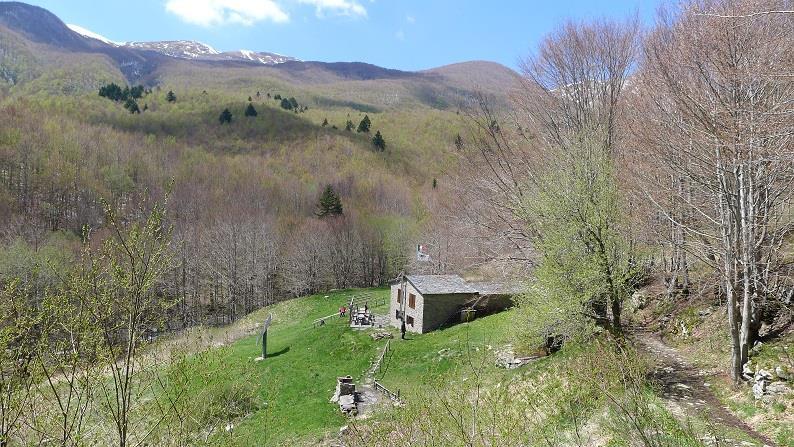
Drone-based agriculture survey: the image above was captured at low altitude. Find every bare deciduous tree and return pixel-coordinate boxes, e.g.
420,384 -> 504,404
636,0 -> 794,382
452,17 -> 642,331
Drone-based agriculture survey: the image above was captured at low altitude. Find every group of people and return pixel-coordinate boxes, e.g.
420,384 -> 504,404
335,300 -> 406,339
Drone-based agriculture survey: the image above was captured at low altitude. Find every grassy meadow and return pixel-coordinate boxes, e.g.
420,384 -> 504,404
122,288 -> 521,446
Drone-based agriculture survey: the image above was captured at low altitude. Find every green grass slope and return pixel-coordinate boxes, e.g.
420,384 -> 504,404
25,288 -> 763,446
171,289 -> 390,446
149,288 -> 521,446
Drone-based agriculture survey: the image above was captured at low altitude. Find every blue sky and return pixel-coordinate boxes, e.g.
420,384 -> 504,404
27,0 -> 660,71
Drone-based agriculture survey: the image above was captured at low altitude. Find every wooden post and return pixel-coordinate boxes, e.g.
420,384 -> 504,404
260,313 -> 272,360
261,330 -> 267,359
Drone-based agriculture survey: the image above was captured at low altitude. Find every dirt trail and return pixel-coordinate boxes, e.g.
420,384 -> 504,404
631,328 -> 776,447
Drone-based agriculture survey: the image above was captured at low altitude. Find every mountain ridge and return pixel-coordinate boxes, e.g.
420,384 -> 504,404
0,1 -> 518,86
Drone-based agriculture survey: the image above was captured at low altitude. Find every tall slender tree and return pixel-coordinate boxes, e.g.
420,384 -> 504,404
637,0 -> 794,383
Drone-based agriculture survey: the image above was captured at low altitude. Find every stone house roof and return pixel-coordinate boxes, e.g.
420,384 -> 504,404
404,275 -> 477,295
467,281 -> 523,296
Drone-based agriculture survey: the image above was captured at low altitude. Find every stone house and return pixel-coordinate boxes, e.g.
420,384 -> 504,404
390,274 -> 517,334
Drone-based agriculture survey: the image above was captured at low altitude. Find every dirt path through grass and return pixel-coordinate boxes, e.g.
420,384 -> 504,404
631,327 -> 777,447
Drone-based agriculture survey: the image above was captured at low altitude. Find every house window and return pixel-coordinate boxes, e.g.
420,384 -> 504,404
396,288 -> 402,304
406,316 -> 414,326
408,293 -> 416,309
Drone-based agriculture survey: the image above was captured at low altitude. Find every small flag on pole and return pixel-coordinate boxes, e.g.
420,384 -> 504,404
416,244 -> 430,262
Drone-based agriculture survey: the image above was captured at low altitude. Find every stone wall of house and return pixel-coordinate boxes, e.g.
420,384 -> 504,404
390,281 -> 500,334
390,281 -> 425,333
389,281 -> 423,334
422,293 -> 477,332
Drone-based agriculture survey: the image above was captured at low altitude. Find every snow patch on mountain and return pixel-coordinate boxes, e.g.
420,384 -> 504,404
64,24 -> 295,66
66,24 -> 123,46
124,40 -> 221,59
218,50 -> 298,65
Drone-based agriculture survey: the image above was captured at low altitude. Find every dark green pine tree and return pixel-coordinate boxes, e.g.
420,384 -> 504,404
219,108 -> 233,124
99,82 -> 124,101
280,98 -> 293,110
315,185 -> 343,217
124,98 -> 140,114
166,90 -> 177,102
322,118 -> 328,127
432,178 -> 437,189
345,120 -> 355,132
131,85 -> 145,99
245,103 -> 258,117
372,130 -> 386,151
248,96 -> 253,102
357,114 -> 371,133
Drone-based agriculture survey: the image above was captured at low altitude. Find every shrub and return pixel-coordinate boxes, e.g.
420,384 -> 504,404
219,108 -> 233,124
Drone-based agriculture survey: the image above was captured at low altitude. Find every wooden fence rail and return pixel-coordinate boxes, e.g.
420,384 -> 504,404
374,381 -> 401,402
371,340 -> 402,403
373,339 -> 390,376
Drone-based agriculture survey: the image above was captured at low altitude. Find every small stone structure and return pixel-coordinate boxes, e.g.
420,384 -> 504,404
743,358 -> 792,401
330,376 -> 359,415
494,344 -> 542,369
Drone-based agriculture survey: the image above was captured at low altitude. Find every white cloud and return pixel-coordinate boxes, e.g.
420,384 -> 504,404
165,0 -> 289,26
395,29 -> 405,41
297,0 -> 367,18
406,15 -> 415,24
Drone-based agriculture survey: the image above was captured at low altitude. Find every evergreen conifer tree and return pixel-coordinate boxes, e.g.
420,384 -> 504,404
372,131 -> 386,151
219,108 -> 233,124
322,118 -> 328,127
345,120 -> 355,131
315,185 -> 343,217
99,83 -> 124,101
124,98 -> 140,114
245,103 -> 258,117
166,90 -> 177,102
130,85 -> 144,99
357,115 -> 371,133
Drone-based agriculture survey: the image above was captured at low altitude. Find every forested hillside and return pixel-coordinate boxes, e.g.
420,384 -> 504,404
0,0 -> 792,446
0,2 -> 519,329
